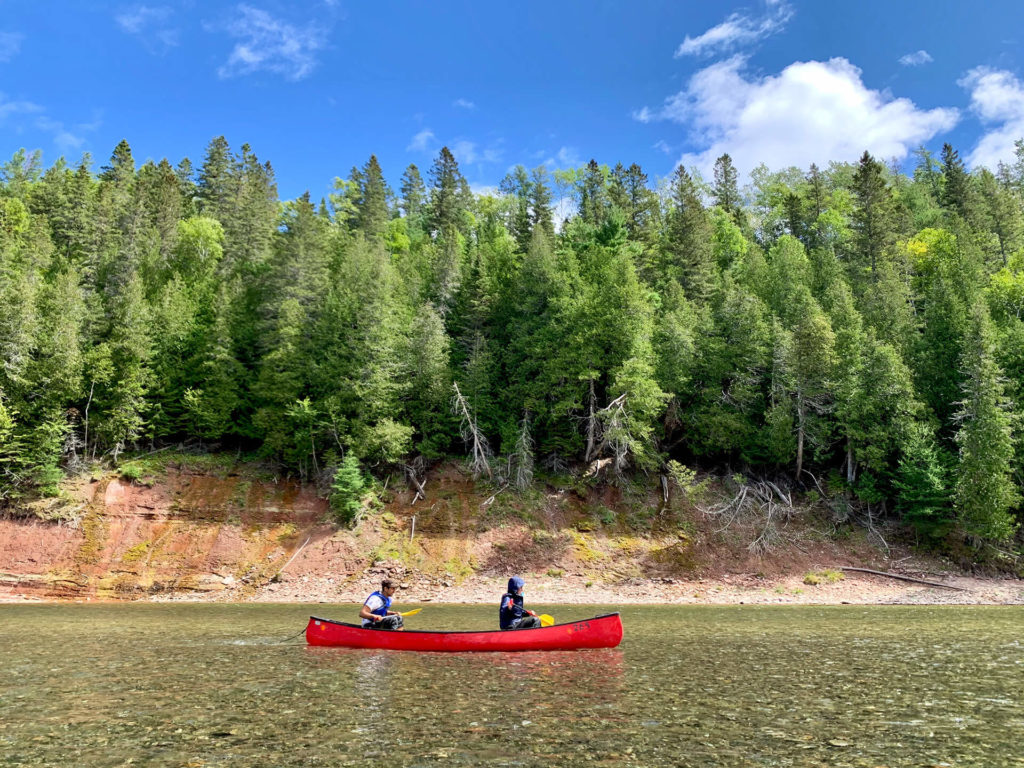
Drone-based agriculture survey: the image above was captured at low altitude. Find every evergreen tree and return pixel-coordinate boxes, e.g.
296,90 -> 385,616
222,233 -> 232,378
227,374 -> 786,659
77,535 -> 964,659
355,155 -> 390,239
664,165 -> 715,300
952,302 -> 1020,543
579,160 -> 609,227
197,136 -> 234,221
528,166 -> 555,240
939,143 -> 973,221
851,151 -> 897,276
429,147 -> 470,238
499,165 -> 533,252
712,153 -> 742,225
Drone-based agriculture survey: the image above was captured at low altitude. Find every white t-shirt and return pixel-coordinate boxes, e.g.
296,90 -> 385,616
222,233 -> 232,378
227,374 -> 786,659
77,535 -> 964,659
362,593 -> 387,626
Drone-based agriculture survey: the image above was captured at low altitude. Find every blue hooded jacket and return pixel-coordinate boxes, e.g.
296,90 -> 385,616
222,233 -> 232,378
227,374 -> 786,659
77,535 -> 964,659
499,576 -> 526,629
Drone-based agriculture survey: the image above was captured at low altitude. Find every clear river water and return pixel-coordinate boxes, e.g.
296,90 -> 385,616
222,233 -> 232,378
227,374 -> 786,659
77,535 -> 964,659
1,603 -> 1022,767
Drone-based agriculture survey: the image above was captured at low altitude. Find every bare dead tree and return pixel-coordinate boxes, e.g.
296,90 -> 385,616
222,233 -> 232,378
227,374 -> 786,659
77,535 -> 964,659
512,411 -> 534,491
584,378 -> 600,462
405,463 -> 427,504
596,393 -> 630,476
701,476 -> 796,553
451,381 -> 493,478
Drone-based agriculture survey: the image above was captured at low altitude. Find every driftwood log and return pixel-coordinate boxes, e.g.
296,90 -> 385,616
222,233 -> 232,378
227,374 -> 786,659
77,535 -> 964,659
838,566 -> 968,592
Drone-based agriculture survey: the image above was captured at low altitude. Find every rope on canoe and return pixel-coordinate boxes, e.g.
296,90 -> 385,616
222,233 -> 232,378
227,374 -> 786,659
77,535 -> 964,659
272,626 -> 308,645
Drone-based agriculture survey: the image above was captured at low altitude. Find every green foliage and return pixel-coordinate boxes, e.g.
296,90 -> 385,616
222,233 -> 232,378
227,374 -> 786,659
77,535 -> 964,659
329,454 -> 368,527
953,303 -> 1020,543
666,460 -> 711,503
803,569 -> 844,585
0,138 -> 1021,562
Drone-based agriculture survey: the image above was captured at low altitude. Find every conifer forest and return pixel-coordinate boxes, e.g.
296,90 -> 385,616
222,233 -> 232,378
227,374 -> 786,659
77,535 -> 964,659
1,138 -> 1023,557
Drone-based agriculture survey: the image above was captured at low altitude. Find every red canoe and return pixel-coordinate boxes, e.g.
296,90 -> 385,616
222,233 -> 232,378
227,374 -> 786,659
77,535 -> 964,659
305,612 -> 623,652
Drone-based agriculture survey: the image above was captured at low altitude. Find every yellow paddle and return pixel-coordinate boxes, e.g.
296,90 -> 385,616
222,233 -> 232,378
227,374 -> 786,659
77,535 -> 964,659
398,608 -> 422,617
539,614 -> 555,627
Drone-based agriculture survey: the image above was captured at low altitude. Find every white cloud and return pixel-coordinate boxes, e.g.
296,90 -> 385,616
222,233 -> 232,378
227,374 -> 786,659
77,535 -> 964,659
470,183 -> 499,197
653,139 -> 673,155
0,31 -> 23,62
637,56 -> 958,179
453,98 -> 476,110
898,50 -> 933,67
960,67 -> 1024,170
632,106 -> 654,123
0,94 -> 99,156
217,5 -> 323,81
407,128 -> 436,152
552,196 -> 576,232
407,130 -> 501,166
676,1 -> 792,57
35,116 -> 85,153
538,146 -> 582,168
116,5 -> 167,34
450,139 -> 502,166
0,93 -> 41,122
116,5 -> 178,50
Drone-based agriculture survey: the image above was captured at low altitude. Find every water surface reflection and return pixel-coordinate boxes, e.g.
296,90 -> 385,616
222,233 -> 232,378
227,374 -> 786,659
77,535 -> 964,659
1,604 -> 1022,766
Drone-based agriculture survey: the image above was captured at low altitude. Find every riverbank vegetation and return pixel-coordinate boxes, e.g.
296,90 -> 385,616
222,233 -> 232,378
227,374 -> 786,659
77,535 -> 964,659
1,138 -> 1023,564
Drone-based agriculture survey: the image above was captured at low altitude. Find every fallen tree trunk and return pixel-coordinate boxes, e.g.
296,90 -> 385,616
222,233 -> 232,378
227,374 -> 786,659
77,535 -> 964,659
837,566 -> 968,592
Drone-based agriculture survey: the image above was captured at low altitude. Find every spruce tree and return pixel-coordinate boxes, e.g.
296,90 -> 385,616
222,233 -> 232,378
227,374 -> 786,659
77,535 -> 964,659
429,147 -> 469,239
712,153 -> 742,225
356,155 -> 390,239
851,151 -> 896,276
664,165 -> 715,300
952,302 -> 1020,543
528,166 -> 555,240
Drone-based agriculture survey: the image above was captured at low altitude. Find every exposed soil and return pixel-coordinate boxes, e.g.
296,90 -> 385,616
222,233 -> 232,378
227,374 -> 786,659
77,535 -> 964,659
2,464 -> 1022,606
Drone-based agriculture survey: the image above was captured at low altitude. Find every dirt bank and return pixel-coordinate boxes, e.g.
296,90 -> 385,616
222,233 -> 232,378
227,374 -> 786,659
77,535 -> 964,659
2,461 -> 1021,606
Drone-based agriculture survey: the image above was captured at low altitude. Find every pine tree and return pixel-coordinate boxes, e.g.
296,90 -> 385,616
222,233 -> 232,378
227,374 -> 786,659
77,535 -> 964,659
952,302 -> 1020,543
851,151 -> 897,276
499,165 -> 533,251
978,169 -> 1020,267
664,165 -> 715,300
894,421 -> 953,537
355,155 -> 390,239
429,147 -> 469,239
197,136 -> 234,221
939,143 -> 972,221
712,153 -> 742,225
528,166 -> 555,240
784,290 -> 836,479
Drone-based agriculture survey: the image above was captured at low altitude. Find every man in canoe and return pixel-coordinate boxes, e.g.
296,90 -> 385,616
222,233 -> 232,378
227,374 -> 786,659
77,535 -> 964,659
499,576 -> 542,630
360,579 -> 405,631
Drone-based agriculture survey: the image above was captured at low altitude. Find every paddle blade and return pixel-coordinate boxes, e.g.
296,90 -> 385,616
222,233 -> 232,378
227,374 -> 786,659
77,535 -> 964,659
400,608 -> 422,617
539,614 -> 554,627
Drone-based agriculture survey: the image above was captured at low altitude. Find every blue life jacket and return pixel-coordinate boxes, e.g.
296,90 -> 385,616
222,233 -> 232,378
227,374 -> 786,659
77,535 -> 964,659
499,576 -> 526,629
363,590 -> 391,626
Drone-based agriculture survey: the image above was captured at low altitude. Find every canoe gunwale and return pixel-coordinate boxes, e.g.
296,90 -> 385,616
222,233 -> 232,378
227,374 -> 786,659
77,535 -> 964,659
308,611 -> 621,636
305,612 -> 623,651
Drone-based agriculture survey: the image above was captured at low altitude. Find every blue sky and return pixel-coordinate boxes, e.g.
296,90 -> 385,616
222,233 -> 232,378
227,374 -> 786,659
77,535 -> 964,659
2,0 -> 1024,201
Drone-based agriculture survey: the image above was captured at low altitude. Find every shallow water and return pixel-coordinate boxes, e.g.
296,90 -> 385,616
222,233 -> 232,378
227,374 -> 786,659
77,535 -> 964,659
1,604 -> 1022,767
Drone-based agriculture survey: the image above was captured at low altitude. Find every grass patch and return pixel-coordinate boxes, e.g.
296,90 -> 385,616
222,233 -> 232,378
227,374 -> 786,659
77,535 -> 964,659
444,556 -> 477,583
570,531 -> 607,563
115,450 -> 257,481
120,541 -> 150,564
275,523 -> 298,543
545,568 -> 564,578
803,569 -> 845,586
368,534 -> 421,567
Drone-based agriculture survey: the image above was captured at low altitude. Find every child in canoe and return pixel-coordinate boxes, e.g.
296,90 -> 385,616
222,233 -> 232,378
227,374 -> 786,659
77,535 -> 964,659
499,576 -> 542,630
360,579 -> 405,630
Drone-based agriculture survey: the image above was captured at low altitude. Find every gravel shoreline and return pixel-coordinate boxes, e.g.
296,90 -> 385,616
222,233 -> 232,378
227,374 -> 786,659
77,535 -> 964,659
135,570 -> 1024,606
